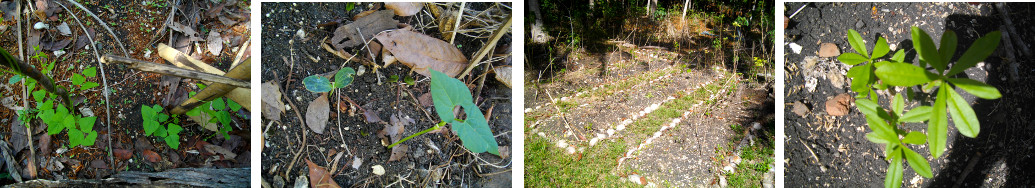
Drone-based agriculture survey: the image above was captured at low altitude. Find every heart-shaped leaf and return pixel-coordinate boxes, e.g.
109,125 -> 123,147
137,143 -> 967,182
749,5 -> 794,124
430,70 -> 498,154
334,67 -> 356,88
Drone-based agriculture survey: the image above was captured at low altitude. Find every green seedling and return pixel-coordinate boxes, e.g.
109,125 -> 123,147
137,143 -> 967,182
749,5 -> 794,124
303,67 -> 356,93
389,70 -> 499,155
142,104 -> 182,149
839,27 -> 1001,188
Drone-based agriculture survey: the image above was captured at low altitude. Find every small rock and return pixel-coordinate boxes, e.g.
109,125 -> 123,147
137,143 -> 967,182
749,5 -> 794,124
802,56 -> 819,72
33,22 -> 49,30
56,22 -> 72,36
565,147 -> 576,154
556,140 -> 568,148
826,93 -> 854,116
628,174 -> 646,185
372,165 -> 385,175
351,156 -> 362,169
856,20 -> 865,28
818,43 -> 840,57
789,42 -> 802,54
719,176 -> 728,187
792,101 -> 810,117
293,175 -> 308,188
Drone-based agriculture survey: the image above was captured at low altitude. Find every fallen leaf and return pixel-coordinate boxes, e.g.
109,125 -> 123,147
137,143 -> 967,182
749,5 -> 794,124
114,149 -> 133,160
26,30 -> 41,55
826,93 -> 854,116
377,121 -> 404,146
418,92 -> 434,107
56,22 -> 71,36
203,143 -> 237,160
208,31 -> 223,55
498,146 -> 510,159
306,94 -> 330,134
385,2 -> 423,16
818,43 -> 840,57
388,144 -> 408,162
10,121 -> 26,153
361,103 -> 382,123
374,30 -> 469,77
168,22 -> 203,42
90,159 -> 109,169
261,81 -> 285,121
74,28 -> 96,49
330,10 -> 399,50
142,150 -> 162,163
493,65 -> 512,88
41,38 -> 71,51
135,137 -> 154,151
38,133 -> 51,155
353,9 -> 377,20
306,159 -> 341,188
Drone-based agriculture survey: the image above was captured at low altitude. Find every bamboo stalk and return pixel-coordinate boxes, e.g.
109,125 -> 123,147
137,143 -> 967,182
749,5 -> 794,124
460,14 -> 511,79
157,43 -> 251,111
101,55 -> 250,88
170,61 -> 250,114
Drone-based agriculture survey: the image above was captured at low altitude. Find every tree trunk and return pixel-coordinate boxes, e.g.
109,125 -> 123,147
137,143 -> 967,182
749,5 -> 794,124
528,0 -> 551,43
682,0 -> 691,19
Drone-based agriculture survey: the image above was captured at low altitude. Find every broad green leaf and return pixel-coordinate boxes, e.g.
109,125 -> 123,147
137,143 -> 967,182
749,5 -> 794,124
902,147 -> 933,178
946,88 -> 980,138
334,67 -> 356,88
228,99 -> 242,111
72,74 -> 84,85
165,134 -> 180,149
872,36 -> 890,58
83,67 -> 97,77
212,98 -> 226,111
847,64 -> 871,93
837,53 -> 869,65
430,70 -> 498,155
911,27 -> 944,72
168,124 -> 182,135
32,90 -> 46,103
83,131 -> 97,146
81,82 -> 99,90
346,2 -> 355,11
890,50 -> 906,62
846,29 -> 869,58
900,106 -> 932,123
8,75 -> 21,84
947,78 -> 1001,99
39,100 -> 53,112
902,131 -> 927,145
303,75 -> 332,93
875,62 -> 939,86
43,110 -> 62,135
866,132 -> 890,144
939,30 -> 958,66
154,126 -> 168,138
885,148 -> 904,188
929,86 -> 949,158
158,113 -> 169,122
79,116 -> 97,131
892,93 -> 904,116
68,128 -> 83,148
948,31 -> 1001,76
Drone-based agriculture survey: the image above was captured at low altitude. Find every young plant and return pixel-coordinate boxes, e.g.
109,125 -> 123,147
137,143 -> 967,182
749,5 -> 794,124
303,67 -> 356,93
839,27 -> 1001,188
70,66 -> 100,92
182,89 -> 242,140
142,104 -> 183,149
388,70 -> 499,155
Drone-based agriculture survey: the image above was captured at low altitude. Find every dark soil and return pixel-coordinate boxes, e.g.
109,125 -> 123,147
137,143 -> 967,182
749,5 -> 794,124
259,2 -> 512,187
784,2 -> 1035,187
0,0 -> 251,183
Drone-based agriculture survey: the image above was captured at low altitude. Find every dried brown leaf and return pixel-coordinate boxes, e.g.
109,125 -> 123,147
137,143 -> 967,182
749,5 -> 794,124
10,121 -> 26,153
493,65 -> 512,88
388,144 -> 408,162
168,22 -> 203,42
90,159 -> 109,169
203,143 -> 238,160
330,10 -> 398,50
114,149 -> 133,160
261,81 -> 285,121
385,2 -> 424,17
375,30 -> 469,77
306,95 -> 330,134
306,159 -> 341,188
361,103 -> 382,123
142,150 -> 162,163
38,133 -> 51,155
208,31 -> 223,55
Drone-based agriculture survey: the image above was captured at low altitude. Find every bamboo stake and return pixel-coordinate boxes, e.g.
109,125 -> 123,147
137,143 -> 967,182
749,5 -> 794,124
101,55 -> 250,88
157,43 -> 251,111
460,14 -> 511,79
170,60 -> 250,114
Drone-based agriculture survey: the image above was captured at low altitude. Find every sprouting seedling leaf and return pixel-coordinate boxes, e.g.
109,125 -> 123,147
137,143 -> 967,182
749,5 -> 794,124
846,29 -> 869,58
430,69 -> 498,155
334,67 -> 356,88
885,146 -> 904,188
902,147 -> 933,178
304,75 -> 332,93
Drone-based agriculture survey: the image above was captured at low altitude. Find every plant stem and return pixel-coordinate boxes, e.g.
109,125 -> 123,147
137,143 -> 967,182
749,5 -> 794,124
388,122 -> 445,149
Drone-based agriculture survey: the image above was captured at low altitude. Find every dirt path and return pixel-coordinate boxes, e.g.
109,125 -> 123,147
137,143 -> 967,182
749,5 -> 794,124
526,41 -> 773,186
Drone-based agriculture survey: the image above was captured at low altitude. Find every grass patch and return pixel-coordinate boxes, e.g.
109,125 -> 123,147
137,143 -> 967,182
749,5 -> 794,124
725,141 -> 774,187
525,134 -> 639,187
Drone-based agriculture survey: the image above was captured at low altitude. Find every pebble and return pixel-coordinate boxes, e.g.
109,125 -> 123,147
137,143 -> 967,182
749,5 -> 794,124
856,20 -> 865,28
556,140 -> 568,148
372,165 -> 385,175
818,43 -> 840,57
789,42 -> 803,54
33,22 -> 49,30
293,175 -> 308,188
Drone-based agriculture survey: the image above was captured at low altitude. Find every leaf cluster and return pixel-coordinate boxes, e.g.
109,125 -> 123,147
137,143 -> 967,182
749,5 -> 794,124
838,27 -> 1001,188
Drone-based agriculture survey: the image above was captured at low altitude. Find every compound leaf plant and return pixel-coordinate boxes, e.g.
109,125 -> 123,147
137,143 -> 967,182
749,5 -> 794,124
839,27 -> 1001,188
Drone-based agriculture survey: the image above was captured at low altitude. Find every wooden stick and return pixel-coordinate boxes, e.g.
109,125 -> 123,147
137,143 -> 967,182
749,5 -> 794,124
157,43 -> 251,111
460,14 -> 511,79
101,55 -> 250,88
999,26 -> 1019,82
449,2 -> 466,44
170,60 -> 250,114
995,3 -> 1031,57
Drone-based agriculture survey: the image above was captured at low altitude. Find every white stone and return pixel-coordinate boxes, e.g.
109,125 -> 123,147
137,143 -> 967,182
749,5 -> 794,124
372,165 -> 385,175
556,140 -> 568,148
589,137 -> 600,146
788,42 -> 802,54
33,22 -> 49,30
351,156 -> 363,169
